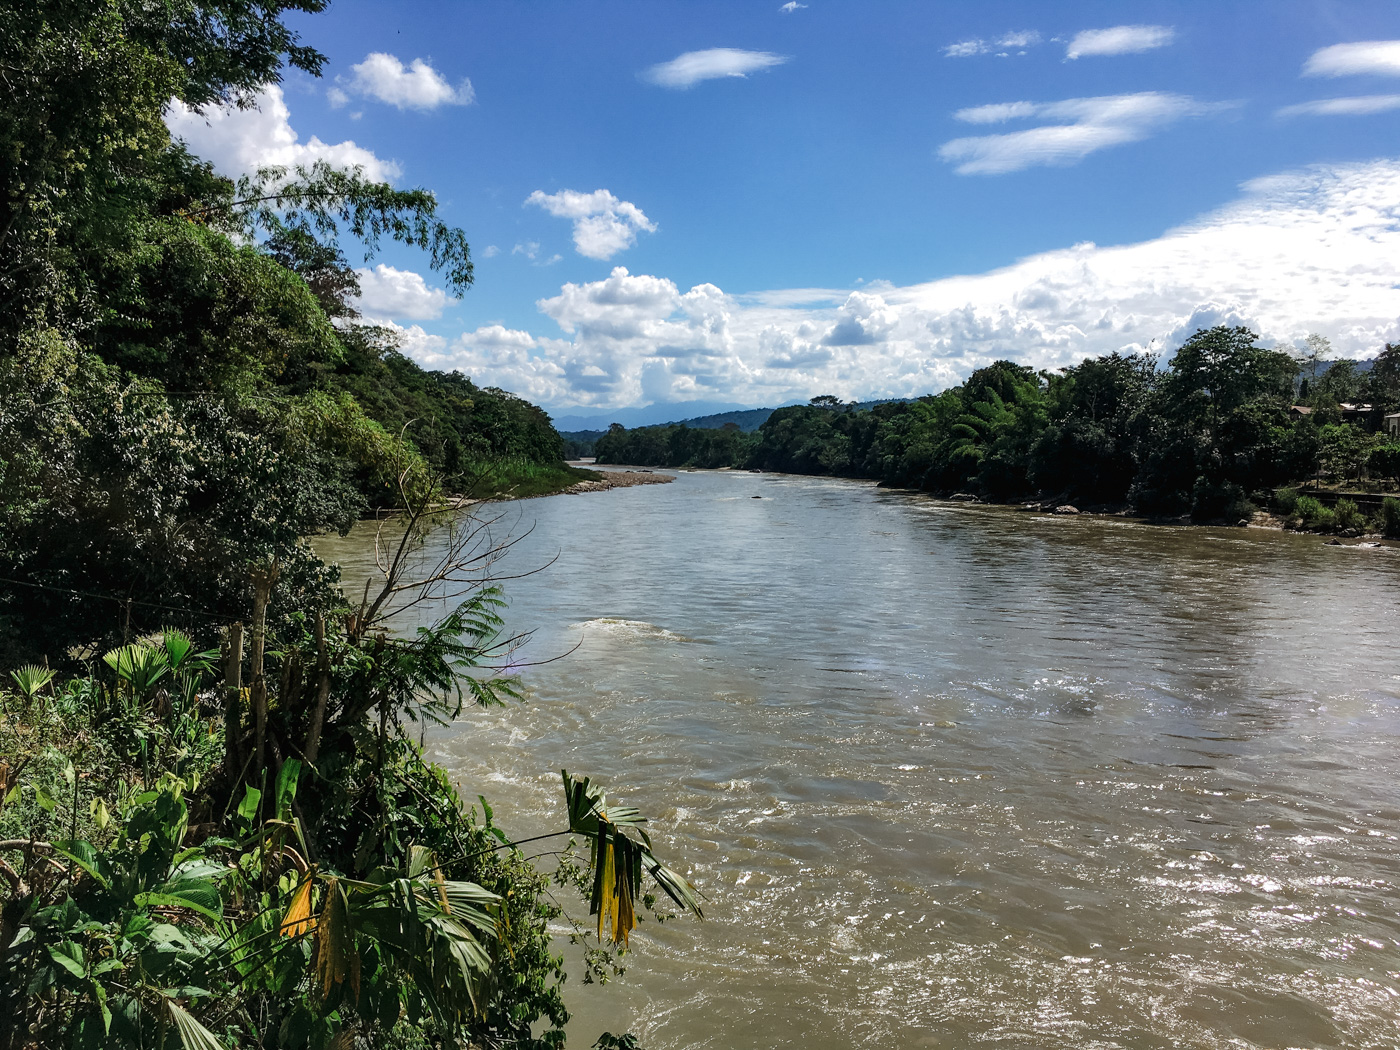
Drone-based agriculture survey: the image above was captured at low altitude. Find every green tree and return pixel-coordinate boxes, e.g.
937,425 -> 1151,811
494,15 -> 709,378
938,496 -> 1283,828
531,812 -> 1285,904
1164,326 -> 1297,425
944,362 -> 1045,496
1134,326 -> 1297,517
1366,343 -> 1400,413
1310,359 -> 1363,408
0,0 -> 328,348
1318,423 -> 1372,485
1030,352 -> 1155,502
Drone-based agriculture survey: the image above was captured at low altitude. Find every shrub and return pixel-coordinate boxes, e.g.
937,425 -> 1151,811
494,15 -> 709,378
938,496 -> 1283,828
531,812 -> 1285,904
1191,477 -> 1254,522
1294,495 -> 1336,531
1368,442 -> 1400,486
1334,498 -> 1366,532
1273,486 -> 1300,516
1381,497 -> 1400,538
1,552 -> 702,1049
1224,488 -> 1256,523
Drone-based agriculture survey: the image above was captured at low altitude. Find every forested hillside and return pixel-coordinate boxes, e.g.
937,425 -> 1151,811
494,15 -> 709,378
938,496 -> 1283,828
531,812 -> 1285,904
0,1 -> 591,662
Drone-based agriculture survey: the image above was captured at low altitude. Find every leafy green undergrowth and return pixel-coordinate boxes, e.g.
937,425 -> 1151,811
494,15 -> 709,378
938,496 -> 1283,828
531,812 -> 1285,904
1273,487 -> 1400,535
1,599 -> 698,1049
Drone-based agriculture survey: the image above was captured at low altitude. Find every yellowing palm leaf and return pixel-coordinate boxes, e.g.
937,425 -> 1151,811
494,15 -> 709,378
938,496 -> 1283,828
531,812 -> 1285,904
279,875 -> 316,938
314,878 -> 359,999
561,770 -> 703,947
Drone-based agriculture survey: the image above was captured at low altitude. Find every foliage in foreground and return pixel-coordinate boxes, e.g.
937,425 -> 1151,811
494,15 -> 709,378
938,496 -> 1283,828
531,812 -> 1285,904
0,3 -> 699,1046
0,544 -> 700,1049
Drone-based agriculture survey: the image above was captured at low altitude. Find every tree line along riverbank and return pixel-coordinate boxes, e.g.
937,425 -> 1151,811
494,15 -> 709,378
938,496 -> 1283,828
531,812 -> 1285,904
593,329 -> 1400,537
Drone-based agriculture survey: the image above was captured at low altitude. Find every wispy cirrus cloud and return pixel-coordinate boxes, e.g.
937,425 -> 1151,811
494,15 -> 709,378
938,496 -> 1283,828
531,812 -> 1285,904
943,30 -> 1042,58
940,92 -> 1223,175
1066,25 -> 1175,60
779,1 -> 806,11
512,241 -> 562,266
1303,40 -> 1400,77
643,48 -> 788,88
332,53 -> 474,111
1277,94 -> 1400,118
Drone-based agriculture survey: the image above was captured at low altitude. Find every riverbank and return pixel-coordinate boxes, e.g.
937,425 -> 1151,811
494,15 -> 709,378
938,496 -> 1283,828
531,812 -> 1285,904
362,461 -> 620,517
628,463 -> 1400,539
930,490 -> 1400,542
558,469 -> 674,495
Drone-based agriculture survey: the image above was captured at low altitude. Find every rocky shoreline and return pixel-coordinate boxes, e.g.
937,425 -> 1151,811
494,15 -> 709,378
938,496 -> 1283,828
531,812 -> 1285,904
935,491 -> 1399,543
560,469 -> 675,495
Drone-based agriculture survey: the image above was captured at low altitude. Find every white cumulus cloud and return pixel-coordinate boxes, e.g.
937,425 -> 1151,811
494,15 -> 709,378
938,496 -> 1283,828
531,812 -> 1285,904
643,48 -> 788,89
463,325 -> 536,351
940,92 -> 1223,175
401,159 -> 1400,414
1066,25 -> 1175,60
363,319 -> 449,366
353,265 -> 451,320
166,85 -> 401,181
779,1 -> 806,10
525,189 -> 657,260
822,291 -> 900,346
1303,40 -> 1400,77
336,53 -> 474,110
1277,94 -> 1400,118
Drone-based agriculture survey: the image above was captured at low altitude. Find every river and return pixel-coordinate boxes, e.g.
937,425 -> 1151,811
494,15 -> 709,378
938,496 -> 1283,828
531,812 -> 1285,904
316,469 -> 1400,1049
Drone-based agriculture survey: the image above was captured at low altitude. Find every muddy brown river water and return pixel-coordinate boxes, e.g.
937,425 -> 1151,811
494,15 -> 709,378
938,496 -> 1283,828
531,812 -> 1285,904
316,469 -> 1400,1049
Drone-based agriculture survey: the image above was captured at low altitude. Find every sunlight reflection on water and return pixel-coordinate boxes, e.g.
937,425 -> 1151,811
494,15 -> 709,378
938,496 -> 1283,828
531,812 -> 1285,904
316,470 -> 1400,1049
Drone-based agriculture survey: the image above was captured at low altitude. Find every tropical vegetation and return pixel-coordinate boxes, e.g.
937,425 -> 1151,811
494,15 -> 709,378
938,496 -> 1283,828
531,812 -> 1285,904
1,2 -> 694,1047
595,330 -> 1400,535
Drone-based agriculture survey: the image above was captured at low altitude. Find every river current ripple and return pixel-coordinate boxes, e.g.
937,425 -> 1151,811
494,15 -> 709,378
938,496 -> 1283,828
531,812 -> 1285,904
317,469 -> 1400,1049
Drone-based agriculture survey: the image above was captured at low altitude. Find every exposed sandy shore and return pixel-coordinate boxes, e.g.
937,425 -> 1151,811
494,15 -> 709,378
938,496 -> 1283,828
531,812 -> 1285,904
562,470 -> 675,495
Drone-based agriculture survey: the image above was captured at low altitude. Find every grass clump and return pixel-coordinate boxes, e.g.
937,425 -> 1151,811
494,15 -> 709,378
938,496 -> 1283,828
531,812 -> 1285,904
464,457 -> 602,500
1334,498 -> 1366,532
1273,486 -> 1300,516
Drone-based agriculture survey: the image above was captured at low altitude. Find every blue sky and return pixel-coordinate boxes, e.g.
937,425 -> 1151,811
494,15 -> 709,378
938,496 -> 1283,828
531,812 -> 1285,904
169,1 -> 1400,420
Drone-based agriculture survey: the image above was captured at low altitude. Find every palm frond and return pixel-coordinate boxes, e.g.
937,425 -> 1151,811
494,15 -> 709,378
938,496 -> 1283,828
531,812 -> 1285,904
165,999 -> 229,1050
280,875 -> 316,938
10,664 -> 56,700
561,770 -> 703,947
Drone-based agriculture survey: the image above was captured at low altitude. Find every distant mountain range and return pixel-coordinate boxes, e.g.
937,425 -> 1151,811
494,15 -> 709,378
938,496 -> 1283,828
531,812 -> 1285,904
550,400 -> 771,432
553,398 -> 908,436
